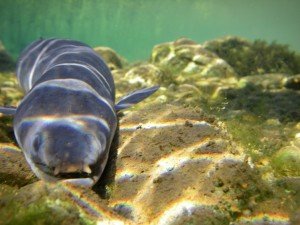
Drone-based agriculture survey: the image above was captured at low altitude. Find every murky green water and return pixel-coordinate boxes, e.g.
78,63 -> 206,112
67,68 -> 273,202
0,0 -> 299,60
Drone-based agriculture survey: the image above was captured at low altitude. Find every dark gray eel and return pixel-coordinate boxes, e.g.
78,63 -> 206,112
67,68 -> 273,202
0,38 -> 159,187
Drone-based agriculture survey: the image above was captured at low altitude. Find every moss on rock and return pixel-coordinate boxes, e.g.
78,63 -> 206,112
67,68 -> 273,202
203,36 -> 300,77
271,146 -> 300,177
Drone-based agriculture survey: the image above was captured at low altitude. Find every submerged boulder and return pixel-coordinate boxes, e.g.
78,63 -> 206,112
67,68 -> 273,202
114,63 -> 164,90
109,104 -> 290,224
203,36 -> 300,77
271,130 -> 300,177
151,38 -> 237,77
93,46 -> 126,70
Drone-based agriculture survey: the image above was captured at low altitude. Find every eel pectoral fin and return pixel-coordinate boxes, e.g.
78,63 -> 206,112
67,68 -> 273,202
115,85 -> 159,111
0,106 -> 17,115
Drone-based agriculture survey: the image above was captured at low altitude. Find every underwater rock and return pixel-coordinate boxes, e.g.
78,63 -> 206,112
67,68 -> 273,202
271,145 -> 300,177
0,146 -> 37,186
93,46 -> 126,70
0,73 -> 23,143
238,74 -> 288,90
151,38 -> 237,77
0,41 -> 15,72
0,180 -> 128,224
107,103 -> 290,224
283,74 -> 300,90
0,72 -> 23,106
203,36 -> 300,77
113,63 -> 165,96
212,74 -> 300,122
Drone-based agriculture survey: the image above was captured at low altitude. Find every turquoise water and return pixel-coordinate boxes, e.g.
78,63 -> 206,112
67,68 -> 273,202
0,0 -> 299,61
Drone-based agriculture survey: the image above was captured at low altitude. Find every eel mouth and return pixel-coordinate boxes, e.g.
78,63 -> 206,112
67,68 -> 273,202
35,161 -> 94,180
52,164 -> 95,180
52,164 -> 92,178
55,171 -> 91,179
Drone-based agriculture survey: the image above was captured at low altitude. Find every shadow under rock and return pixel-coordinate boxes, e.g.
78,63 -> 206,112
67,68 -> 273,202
217,83 -> 300,123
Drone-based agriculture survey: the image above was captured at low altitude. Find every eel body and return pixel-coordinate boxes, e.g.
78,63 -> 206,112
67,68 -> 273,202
0,39 -> 158,187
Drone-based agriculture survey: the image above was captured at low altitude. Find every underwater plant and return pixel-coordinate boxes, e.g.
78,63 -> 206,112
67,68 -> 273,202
204,36 -> 300,77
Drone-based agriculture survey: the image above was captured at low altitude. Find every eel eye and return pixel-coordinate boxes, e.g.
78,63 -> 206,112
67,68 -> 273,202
33,134 -> 42,152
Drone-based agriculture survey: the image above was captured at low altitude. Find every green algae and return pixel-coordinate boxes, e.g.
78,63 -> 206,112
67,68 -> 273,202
271,146 -> 300,177
203,90 -> 298,178
0,198 -> 93,225
204,36 -> 300,77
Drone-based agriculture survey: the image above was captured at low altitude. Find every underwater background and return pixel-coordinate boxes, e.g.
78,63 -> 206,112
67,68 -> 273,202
0,0 -> 300,225
0,0 -> 299,60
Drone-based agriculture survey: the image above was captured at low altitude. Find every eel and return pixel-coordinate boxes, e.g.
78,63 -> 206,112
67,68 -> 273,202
0,38 -> 158,187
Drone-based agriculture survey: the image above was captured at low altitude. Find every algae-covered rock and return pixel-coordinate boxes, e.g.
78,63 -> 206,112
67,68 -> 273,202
212,76 -> 300,122
0,41 -> 15,72
113,63 -> 165,95
0,181 -> 127,225
203,36 -> 300,77
0,73 -> 23,143
238,73 -> 287,90
108,104 -> 293,224
272,146 -> 300,177
151,38 -> 237,77
93,46 -> 126,70
0,72 -> 23,106
0,147 -> 37,186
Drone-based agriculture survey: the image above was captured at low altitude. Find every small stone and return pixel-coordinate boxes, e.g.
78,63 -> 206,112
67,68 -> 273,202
293,137 -> 300,148
242,209 -> 252,216
265,118 -> 281,126
113,203 -> 134,219
153,176 -> 163,184
213,179 -> 224,187
184,120 -> 193,127
272,146 -> 300,176
223,187 -> 229,193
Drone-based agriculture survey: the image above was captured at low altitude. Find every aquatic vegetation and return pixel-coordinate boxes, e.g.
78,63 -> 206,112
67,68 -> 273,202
0,198 -> 86,225
204,36 -> 300,77
271,145 -> 300,177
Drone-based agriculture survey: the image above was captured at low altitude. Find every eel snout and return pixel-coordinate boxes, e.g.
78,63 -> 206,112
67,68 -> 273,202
52,163 -> 94,180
